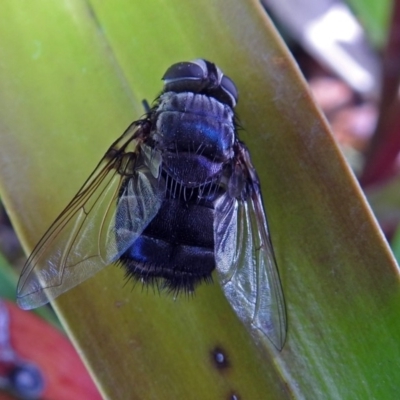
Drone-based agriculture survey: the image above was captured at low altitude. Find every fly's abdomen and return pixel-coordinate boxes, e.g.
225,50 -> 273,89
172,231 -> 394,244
119,197 -> 215,292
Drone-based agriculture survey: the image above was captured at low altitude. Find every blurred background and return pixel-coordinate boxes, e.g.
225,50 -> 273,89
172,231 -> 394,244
0,0 -> 399,398
263,0 -> 400,249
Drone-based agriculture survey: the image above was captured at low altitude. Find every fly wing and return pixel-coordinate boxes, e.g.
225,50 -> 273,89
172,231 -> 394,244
17,121 -> 164,310
214,143 -> 287,350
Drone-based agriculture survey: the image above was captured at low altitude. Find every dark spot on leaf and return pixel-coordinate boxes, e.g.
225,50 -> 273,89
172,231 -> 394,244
211,346 -> 230,370
228,392 -> 240,400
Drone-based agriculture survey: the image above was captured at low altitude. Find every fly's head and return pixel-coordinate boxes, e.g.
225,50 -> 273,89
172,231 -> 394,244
162,59 -> 238,109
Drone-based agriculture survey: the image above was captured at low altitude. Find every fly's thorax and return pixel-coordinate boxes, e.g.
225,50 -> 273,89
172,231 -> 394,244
151,92 -> 236,186
153,92 -> 235,157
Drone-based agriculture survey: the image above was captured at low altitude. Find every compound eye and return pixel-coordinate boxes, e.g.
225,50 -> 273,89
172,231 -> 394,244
220,75 -> 238,107
162,61 -> 205,83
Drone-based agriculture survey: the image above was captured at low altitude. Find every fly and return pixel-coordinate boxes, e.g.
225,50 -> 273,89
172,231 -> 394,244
17,59 -> 287,350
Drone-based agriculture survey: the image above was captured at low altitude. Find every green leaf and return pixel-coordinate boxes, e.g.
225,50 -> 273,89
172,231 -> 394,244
0,1 -> 399,399
346,0 -> 392,47
0,252 -> 19,301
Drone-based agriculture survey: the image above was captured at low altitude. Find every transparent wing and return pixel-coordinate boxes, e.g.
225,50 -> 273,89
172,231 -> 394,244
17,121 -> 164,310
214,144 -> 287,350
